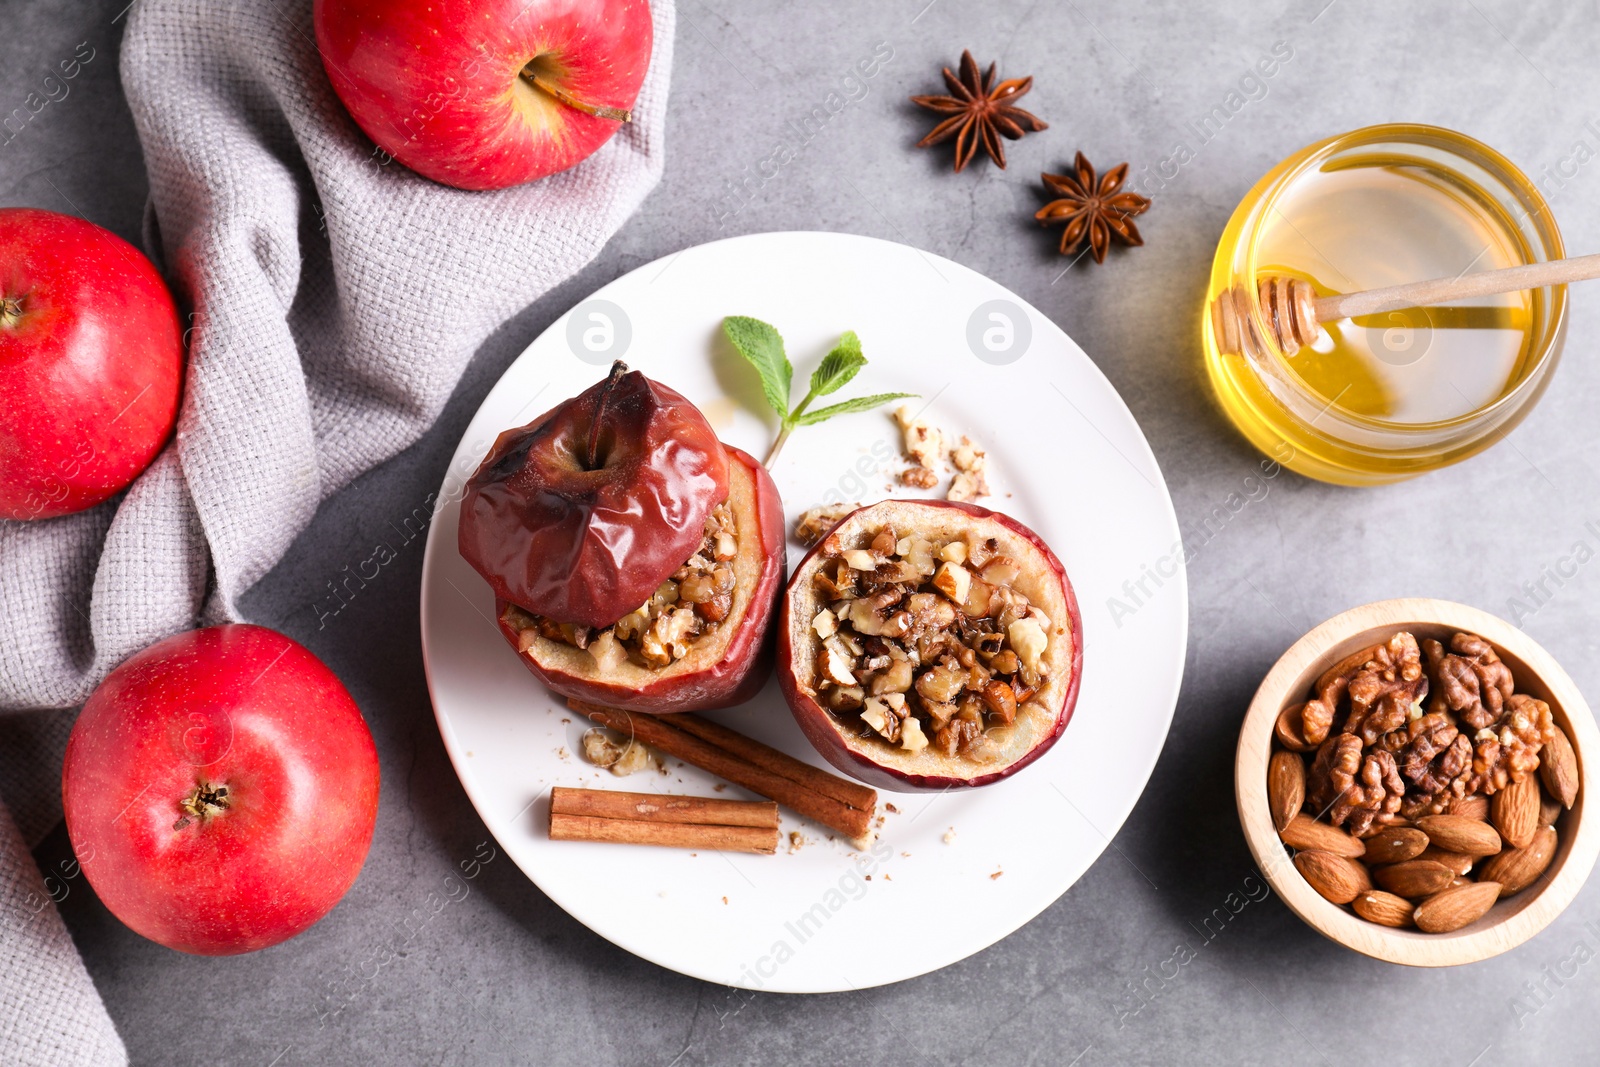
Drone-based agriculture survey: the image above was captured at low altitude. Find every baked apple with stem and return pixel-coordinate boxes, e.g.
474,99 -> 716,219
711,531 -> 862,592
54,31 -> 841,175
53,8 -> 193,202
460,362 -> 784,712
779,499 -> 1082,790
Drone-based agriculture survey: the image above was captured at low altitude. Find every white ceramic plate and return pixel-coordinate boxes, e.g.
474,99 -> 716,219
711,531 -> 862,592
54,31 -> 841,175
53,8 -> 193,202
419,231 -> 1187,992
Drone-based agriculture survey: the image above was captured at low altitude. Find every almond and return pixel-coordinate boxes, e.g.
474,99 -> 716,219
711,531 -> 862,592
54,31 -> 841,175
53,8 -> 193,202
1416,846 -> 1474,877
1479,824 -> 1558,896
1450,794 -> 1490,821
1373,859 -> 1455,898
1294,849 -> 1370,904
1540,791 -> 1563,828
1362,826 -> 1427,865
1279,814 -> 1366,859
1352,890 -> 1414,928
1413,880 -> 1501,933
1492,775 -> 1541,850
1274,703 -> 1316,753
1540,724 -> 1580,810
1416,815 -> 1502,857
1268,751 -> 1306,832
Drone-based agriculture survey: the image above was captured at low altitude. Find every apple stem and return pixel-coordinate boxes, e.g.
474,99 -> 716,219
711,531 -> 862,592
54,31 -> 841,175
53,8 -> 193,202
520,66 -> 632,123
0,296 -> 21,330
585,360 -> 629,470
173,782 -> 230,831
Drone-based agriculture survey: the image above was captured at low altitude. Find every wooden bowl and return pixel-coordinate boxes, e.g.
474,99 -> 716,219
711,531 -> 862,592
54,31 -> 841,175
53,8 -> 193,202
1236,597 -> 1599,966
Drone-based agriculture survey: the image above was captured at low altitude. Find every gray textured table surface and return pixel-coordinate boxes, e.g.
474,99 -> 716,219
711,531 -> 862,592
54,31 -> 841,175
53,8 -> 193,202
9,1 -> 1600,1064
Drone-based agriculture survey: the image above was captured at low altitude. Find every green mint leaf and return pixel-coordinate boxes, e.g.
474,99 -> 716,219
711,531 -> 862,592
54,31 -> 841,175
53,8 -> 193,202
795,392 -> 917,426
722,316 -> 791,418
809,331 -> 865,397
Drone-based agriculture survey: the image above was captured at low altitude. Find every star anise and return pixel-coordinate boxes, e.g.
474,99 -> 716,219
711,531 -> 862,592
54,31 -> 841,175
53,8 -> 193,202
1035,153 -> 1152,263
911,50 -> 1047,172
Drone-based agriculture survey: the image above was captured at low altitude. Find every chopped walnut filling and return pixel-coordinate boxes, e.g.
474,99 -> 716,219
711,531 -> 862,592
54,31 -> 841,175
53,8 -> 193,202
810,523 -> 1051,762
512,503 -> 739,670
794,503 -> 859,546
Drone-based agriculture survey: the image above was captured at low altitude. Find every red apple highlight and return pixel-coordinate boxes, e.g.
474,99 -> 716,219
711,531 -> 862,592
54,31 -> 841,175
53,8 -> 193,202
62,624 -> 380,956
0,208 -> 182,520
313,0 -> 654,190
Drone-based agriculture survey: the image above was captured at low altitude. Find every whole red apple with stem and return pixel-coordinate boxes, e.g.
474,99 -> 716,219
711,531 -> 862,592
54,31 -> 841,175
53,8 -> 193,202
62,624 -> 380,956
0,208 -> 183,520
313,0 -> 654,190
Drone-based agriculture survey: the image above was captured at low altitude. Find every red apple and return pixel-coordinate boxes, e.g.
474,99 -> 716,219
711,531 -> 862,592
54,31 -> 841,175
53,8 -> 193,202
61,624 -> 380,955
778,499 -> 1082,791
0,208 -> 182,520
497,444 -> 785,712
313,0 -> 654,190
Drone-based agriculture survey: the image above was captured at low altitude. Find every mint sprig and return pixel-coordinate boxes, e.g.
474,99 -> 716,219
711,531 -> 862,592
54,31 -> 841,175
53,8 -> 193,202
722,316 -> 915,466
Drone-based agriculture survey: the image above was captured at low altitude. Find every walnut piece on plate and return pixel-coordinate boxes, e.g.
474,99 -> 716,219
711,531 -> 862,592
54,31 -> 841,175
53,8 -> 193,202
894,404 -> 943,470
947,436 -> 990,503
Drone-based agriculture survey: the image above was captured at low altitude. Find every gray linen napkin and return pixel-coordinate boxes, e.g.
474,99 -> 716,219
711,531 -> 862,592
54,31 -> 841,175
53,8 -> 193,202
0,0 -> 673,1060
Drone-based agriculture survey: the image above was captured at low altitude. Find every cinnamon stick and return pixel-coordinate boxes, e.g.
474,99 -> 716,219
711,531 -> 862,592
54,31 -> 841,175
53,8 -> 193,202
670,713 -> 878,813
569,699 -> 876,841
551,786 -> 777,828
550,812 -> 777,854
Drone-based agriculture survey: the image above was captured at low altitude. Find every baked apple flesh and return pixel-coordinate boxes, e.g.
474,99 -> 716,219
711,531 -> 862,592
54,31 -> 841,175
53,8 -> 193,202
497,445 -> 785,713
459,362 -> 730,629
780,499 -> 1082,791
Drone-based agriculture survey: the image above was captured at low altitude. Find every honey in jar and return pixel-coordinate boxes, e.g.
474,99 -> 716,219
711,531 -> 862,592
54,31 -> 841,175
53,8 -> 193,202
1203,124 -> 1567,486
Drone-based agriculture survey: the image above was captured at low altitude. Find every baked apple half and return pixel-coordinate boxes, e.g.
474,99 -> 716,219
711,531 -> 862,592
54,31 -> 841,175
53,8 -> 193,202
779,499 -> 1082,790
459,363 -> 785,713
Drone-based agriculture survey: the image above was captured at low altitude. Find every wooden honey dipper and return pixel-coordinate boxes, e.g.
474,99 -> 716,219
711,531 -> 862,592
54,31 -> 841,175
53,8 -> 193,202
1211,252 -> 1600,357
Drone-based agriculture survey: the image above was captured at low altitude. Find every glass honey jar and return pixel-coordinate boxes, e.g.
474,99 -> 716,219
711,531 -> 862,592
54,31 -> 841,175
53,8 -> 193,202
1202,124 -> 1568,486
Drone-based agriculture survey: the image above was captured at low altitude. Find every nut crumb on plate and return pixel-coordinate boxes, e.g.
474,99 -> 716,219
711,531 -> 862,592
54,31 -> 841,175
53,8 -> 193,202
946,437 -> 990,502
580,728 -> 652,776
894,404 -> 944,469
943,828 -> 957,844
899,465 -> 939,489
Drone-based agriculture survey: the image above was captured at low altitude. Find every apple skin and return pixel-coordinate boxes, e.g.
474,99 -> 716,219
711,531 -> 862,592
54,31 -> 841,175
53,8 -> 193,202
460,367 -> 730,630
313,0 -> 654,190
0,208 -> 182,520
778,499 -> 1084,792
61,624 -> 380,956
496,445 -> 785,713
